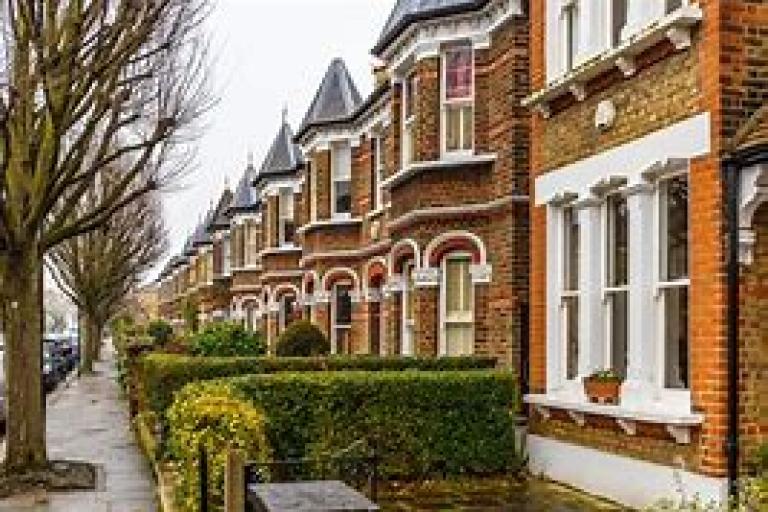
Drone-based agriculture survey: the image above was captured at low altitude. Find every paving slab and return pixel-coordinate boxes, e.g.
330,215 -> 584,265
0,341 -> 157,511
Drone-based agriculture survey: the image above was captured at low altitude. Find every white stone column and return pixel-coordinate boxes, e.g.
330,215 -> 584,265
621,186 -> 657,408
545,207 -> 564,393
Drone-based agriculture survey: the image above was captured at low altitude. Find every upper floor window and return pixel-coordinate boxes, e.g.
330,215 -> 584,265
665,0 -> 683,14
442,46 -> 474,155
245,220 -> 259,266
278,188 -> 295,246
371,136 -> 384,211
610,0 -> 628,47
222,235 -> 231,275
308,160 -> 317,222
562,0 -> 579,72
402,74 -> 417,166
331,142 -> 352,218
658,174 -> 689,390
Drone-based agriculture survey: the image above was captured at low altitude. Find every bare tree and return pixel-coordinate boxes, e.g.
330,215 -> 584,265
48,185 -> 168,375
0,0 -> 211,472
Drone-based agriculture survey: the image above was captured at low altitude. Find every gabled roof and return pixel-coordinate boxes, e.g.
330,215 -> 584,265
208,188 -> 233,232
372,0 -> 490,56
254,120 -> 304,185
732,104 -> 768,155
182,232 -> 196,257
296,59 -> 362,139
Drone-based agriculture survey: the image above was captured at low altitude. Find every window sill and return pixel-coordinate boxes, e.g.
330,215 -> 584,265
259,246 -> 302,256
365,207 -> 387,220
383,153 -> 497,189
524,393 -> 703,444
297,217 -> 363,235
522,5 -> 703,117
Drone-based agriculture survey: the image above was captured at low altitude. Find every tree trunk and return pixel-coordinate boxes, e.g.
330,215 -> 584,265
91,319 -> 103,363
2,246 -> 47,472
81,313 -> 98,374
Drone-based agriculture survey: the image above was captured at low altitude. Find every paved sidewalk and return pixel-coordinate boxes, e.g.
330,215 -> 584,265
0,341 -> 157,511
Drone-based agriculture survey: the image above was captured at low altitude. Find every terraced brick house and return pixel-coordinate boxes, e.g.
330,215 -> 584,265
228,163 -> 264,332
293,0 -> 531,363
254,117 -> 305,351
525,0 -> 768,507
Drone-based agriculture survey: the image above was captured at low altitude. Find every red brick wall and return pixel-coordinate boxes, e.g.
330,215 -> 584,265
739,204 -> 768,470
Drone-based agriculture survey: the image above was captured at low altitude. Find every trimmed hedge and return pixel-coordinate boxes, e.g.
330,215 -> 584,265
167,382 -> 270,512
170,371 -> 518,481
275,320 -> 330,356
186,322 -> 266,357
138,353 -> 498,418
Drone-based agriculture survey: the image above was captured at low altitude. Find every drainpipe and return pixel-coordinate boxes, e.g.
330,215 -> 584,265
723,156 -> 740,498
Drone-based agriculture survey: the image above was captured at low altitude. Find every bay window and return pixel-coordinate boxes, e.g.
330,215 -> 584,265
308,160 -> 317,222
222,234 -> 231,275
442,46 -> 474,154
562,208 -> 580,380
278,187 -> 295,246
402,74 -> 417,166
332,283 -> 353,354
331,142 -> 352,218
245,220 -> 259,266
605,195 -> 628,379
442,255 -> 474,356
658,174 -> 689,390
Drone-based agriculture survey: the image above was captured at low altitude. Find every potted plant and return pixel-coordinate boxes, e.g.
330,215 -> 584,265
583,369 -> 622,405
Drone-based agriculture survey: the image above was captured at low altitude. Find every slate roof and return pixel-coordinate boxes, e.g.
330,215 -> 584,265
208,188 -> 234,232
192,209 -> 214,247
372,0 -> 490,55
254,120 -> 305,185
296,59 -> 362,139
732,104 -> 768,154
230,165 -> 259,213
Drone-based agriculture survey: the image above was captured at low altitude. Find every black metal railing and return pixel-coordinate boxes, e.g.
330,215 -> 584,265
243,441 -> 379,511
199,444 -> 209,512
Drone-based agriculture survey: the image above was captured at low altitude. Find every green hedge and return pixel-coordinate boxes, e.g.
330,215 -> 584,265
167,382 -> 270,512
138,353 -> 498,418
170,370 -> 518,481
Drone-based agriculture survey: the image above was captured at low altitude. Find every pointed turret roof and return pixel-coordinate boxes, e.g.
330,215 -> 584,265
296,59 -> 362,139
230,165 -> 260,213
372,0 -> 489,56
192,209 -> 214,248
208,188 -> 234,232
254,119 -> 304,186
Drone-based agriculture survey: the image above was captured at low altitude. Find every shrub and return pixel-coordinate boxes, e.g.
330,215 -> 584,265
187,322 -> 266,358
137,353 -> 498,420
220,370 -> 518,478
167,382 -> 270,512
148,320 -> 174,347
275,320 -> 330,357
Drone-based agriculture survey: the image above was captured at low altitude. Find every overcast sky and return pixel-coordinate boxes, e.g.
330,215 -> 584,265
159,0 -> 394,273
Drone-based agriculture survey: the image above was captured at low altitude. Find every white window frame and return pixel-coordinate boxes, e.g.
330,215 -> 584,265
441,45 -> 475,157
561,0 -> 579,73
560,207 -> 580,383
402,73 -> 417,167
439,253 -> 475,356
222,234 -> 232,276
278,187 -> 295,247
602,193 -> 629,377
401,262 -> 416,356
331,282 -> 353,355
654,171 -> 690,400
331,142 -> 352,220
607,0 -> 628,48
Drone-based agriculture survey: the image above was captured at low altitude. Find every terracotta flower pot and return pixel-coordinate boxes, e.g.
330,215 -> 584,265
584,378 -> 621,405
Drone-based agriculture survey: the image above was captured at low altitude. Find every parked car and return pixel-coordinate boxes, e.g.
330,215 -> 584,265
42,340 -> 67,392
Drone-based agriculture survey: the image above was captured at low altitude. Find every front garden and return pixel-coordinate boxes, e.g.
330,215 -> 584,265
115,318 -> 767,512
